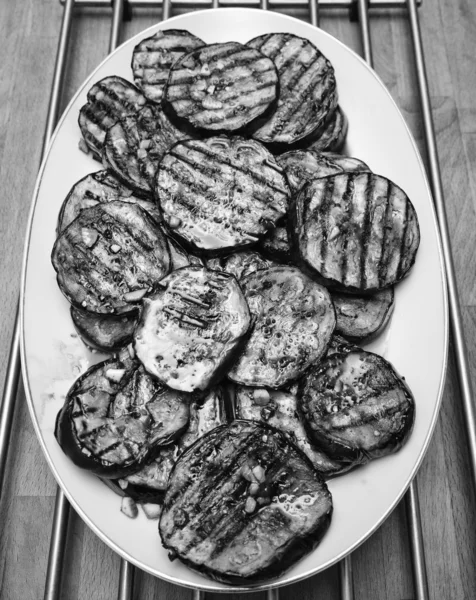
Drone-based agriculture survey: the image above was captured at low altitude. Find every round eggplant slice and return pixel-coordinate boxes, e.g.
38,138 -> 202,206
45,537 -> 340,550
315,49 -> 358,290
333,287 -> 395,342
57,170 -> 161,235
207,251 -> 274,282
71,306 -> 138,352
307,106 -> 348,153
107,386 -> 226,503
134,266 -> 251,392
292,172 -> 421,292
52,201 -> 170,315
277,149 -> 370,195
299,347 -> 415,463
157,136 -> 289,254
163,42 -> 278,133
228,266 -> 335,389
55,355 -> 191,478
159,420 -> 333,584
247,33 -> 337,148
235,386 -> 350,477
78,76 -> 147,160
103,104 -> 189,197
132,29 -> 205,104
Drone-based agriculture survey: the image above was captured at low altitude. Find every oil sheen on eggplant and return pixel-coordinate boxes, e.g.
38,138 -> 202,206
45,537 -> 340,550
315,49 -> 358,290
156,136 -> 289,254
52,201 -> 170,315
134,266 -> 250,392
55,353 -> 191,478
228,266 -> 335,388
159,420 -> 333,583
299,344 -> 415,464
235,386 -> 350,477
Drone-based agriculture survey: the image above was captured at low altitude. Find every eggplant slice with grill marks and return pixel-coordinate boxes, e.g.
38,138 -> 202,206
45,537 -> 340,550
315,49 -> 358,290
292,172 -> 421,292
206,250 -> 275,282
247,33 -> 337,149
163,42 -> 278,133
134,266 -> 251,392
57,170 -> 161,235
235,386 -> 351,477
106,386 -> 226,504
55,353 -> 191,478
103,104 -> 190,198
228,266 -> 335,389
52,201 -> 170,315
132,29 -> 205,104
157,136 -> 289,254
306,106 -> 348,153
159,420 -> 333,584
277,149 -> 370,195
332,287 -> 395,342
71,306 -> 138,353
299,345 -> 415,464
78,76 -> 147,160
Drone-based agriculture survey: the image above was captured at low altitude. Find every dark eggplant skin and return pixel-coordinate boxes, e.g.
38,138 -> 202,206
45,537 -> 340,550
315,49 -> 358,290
131,29 -> 205,104
156,136 -> 289,256
55,354 -> 191,478
332,286 -> 395,342
51,201 -> 170,315
70,306 -> 138,353
228,266 -> 335,389
291,172 -> 421,293
306,106 -> 348,154
163,42 -> 279,134
299,347 -> 415,464
159,420 -> 332,584
134,266 -> 251,392
247,33 -> 338,150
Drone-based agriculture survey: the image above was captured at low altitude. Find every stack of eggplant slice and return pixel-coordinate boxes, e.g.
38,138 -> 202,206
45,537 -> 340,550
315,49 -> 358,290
51,28 -> 421,585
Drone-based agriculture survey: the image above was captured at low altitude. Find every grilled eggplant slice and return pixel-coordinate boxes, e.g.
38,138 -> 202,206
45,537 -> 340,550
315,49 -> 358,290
277,149 -> 370,195
132,29 -> 205,104
163,42 -> 278,133
159,420 -> 333,584
333,287 -> 395,342
228,266 -> 335,388
299,346 -> 415,463
55,354 -> 190,478
57,170 -> 161,235
247,33 -> 337,148
292,172 -> 421,292
307,106 -> 348,153
78,76 -> 147,160
157,136 -> 289,254
134,266 -> 250,392
71,306 -> 138,352
103,104 -> 190,197
52,201 -> 170,315
107,386 -> 226,503
207,251 -> 274,282
235,386 -> 350,477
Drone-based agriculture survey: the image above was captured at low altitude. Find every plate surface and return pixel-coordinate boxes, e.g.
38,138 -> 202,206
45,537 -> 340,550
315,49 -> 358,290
21,8 -> 448,592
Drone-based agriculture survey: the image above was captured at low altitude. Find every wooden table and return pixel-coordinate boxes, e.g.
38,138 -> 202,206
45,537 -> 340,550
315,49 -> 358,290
1,1 -> 476,598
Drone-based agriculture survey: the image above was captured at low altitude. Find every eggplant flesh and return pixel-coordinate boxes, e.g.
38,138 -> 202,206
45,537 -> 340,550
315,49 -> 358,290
159,420 -> 332,584
71,306 -> 138,353
156,136 -> 289,255
260,223 -> 293,263
134,266 -> 251,392
55,355 -> 190,478
57,170 -> 161,235
207,251 -> 275,282
235,386 -> 351,478
228,266 -> 335,388
299,347 -> 415,464
292,172 -> 421,292
332,287 -> 395,342
52,201 -> 170,315
107,386 -> 226,503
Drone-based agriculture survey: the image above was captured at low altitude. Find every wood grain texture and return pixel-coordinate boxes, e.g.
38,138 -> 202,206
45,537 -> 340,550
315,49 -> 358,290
1,1 -> 476,599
